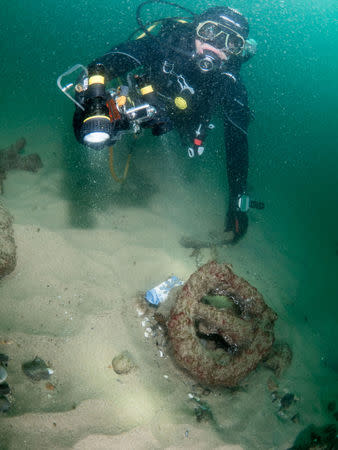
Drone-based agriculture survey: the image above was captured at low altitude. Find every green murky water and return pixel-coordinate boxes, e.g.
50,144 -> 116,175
0,1 -> 337,448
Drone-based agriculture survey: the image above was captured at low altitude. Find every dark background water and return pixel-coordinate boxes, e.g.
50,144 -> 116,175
1,0 -> 337,403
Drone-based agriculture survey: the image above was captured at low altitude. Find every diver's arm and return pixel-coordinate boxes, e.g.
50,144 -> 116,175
224,121 -> 250,242
224,121 -> 249,201
90,37 -> 158,80
222,80 -> 251,241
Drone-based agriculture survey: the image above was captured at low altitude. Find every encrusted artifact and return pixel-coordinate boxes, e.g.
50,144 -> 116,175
112,351 -> 135,374
167,261 -> 280,387
0,203 -> 16,278
0,137 -> 43,194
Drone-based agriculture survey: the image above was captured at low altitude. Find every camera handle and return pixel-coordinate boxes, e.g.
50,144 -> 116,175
56,64 -> 88,111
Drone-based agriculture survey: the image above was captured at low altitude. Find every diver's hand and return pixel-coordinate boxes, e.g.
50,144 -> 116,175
142,111 -> 172,136
141,95 -> 172,136
152,117 -> 173,136
225,208 -> 248,243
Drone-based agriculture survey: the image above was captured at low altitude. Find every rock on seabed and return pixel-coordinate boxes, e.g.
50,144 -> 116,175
0,202 -> 16,278
112,352 -> 135,375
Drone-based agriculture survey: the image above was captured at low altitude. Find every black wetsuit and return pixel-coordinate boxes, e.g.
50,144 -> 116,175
73,21 -> 252,239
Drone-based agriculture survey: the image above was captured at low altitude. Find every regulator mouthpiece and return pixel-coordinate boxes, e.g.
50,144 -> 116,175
197,51 -> 222,73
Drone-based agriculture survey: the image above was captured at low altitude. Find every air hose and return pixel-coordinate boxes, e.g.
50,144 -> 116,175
109,146 -> 132,183
135,0 -> 195,38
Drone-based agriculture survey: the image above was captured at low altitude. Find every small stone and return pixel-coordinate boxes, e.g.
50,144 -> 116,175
291,413 -> 300,424
263,342 -> 292,377
276,409 -> 288,421
0,395 -> 10,413
135,298 -> 148,317
280,393 -> 295,409
22,357 -> 52,381
271,391 -> 281,402
192,384 -> 212,397
194,402 -> 213,423
0,382 -> 10,395
0,354 -> 9,365
112,352 -> 135,375
202,388 -> 211,396
267,376 -> 279,392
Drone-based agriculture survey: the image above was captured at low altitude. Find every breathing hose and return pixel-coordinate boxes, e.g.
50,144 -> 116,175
109,146 -> 132,183
136,0 -> 195,37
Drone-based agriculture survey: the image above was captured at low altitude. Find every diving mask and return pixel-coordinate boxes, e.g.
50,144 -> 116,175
196,21 -> 245,55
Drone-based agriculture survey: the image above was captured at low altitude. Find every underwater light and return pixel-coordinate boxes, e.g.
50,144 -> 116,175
83,131 -> 111,145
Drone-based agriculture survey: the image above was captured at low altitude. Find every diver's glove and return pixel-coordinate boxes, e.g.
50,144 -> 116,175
225,209 -> 248,242
150,115 -> 173,136
225,196 -> 249,243
142,100 -> 173,136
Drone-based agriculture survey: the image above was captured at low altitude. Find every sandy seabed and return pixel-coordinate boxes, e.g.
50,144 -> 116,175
0,129 -> 336,449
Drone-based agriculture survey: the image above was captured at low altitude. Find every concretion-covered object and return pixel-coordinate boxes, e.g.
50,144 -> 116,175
112,352 -> 135,374
167,261 -> 278,386
0,202 -> 16,278
0,138 -> 43,194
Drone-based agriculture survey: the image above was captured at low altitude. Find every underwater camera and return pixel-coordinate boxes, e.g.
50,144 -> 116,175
57,63 -> 157,149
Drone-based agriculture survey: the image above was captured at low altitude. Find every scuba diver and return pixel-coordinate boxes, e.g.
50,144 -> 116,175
69,2 -> 263,246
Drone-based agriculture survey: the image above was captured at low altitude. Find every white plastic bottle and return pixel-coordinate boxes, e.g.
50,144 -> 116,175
145,276 -> 183,305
